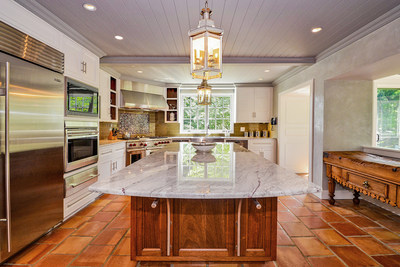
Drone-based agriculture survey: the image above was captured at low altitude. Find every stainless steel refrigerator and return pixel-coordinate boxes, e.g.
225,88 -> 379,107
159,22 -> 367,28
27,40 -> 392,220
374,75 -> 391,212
0,21 -> 64,262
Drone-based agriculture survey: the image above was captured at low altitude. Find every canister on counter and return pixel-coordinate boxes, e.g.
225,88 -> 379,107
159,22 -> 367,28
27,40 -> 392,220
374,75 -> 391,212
249,131 -> 254,137
255,131 -> 260,137
262,130 -> 268,137
244,131 -> 249,137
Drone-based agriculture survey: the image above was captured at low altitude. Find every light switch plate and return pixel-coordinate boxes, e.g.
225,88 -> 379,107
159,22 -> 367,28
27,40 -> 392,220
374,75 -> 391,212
240,127 -> 245,132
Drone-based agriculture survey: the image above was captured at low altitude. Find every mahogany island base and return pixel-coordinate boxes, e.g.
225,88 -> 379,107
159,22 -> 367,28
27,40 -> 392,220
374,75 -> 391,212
130,197 -> 277,264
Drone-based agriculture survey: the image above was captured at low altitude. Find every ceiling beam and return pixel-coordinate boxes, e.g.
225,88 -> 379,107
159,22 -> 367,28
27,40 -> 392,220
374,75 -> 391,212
100,56 -> 315,65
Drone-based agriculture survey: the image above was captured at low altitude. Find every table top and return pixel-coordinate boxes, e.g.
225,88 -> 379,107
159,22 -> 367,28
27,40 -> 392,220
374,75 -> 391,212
90,142 -> 320,199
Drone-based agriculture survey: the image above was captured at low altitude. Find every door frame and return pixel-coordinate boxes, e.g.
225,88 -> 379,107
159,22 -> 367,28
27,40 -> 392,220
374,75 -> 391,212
278,80 -> 314,182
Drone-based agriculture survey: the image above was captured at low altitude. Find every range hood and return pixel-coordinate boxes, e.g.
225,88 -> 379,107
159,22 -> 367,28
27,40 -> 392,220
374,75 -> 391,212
120,89 -> 169,111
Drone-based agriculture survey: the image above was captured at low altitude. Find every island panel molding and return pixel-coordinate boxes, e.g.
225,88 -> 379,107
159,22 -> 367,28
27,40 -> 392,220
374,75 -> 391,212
131,197 -> 277,263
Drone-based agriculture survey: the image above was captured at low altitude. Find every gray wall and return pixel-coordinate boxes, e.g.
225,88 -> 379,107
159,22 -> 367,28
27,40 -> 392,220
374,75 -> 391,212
273,17 -> 400,197
324,80 -> 373,151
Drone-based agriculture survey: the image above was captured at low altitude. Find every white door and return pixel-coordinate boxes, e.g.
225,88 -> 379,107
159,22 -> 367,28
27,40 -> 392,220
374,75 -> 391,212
279,87 -> 310,174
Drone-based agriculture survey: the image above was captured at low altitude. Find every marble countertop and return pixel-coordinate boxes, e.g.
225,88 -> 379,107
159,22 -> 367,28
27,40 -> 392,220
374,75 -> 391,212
99,140 -> 126,146
90,142 -> 320,199
169,136 -> 276,140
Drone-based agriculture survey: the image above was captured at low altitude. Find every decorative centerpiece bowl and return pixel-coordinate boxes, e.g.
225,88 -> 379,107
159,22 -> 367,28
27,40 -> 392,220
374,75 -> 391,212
191,153 -> 216,163
192,142 -> 216,152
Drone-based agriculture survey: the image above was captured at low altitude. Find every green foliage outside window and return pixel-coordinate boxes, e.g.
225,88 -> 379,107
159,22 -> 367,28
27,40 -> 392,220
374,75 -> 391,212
377,88 -> 400,149
181,95 -> 232,133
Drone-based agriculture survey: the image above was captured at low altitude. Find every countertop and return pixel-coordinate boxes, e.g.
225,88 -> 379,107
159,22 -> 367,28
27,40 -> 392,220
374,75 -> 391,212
168,136 -> 276,140
99,139 -> 126,146
90,142 -> 319,199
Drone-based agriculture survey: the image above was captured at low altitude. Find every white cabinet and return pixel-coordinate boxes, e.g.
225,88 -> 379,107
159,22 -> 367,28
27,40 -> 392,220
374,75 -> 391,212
236,87 -> 273,123
248,139 -> 277,163
99,69 -> 120,122
63,36 -> 99,87
98,142 -> 126,180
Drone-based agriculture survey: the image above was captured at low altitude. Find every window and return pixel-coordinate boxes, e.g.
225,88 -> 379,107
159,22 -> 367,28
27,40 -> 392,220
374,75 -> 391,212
376,88 -> 400,149
180,94 -> 234,134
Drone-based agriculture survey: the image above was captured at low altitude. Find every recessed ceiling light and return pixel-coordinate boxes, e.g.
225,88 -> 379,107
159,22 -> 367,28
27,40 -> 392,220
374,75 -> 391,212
83,3 -> 96,11
264,69 -> 270,73
258,78 -> 263,81
311,27 -> 322,33
114,35 -> 123,40
137,70 -> 143,74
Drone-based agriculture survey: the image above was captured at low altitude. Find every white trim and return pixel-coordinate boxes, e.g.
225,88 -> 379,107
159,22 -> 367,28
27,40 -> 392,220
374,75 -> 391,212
314,189 -> 354,200
179,93 -> 235,134
372,79 -> 400,150
278,80 -> 314,182
363,146 -> 400,159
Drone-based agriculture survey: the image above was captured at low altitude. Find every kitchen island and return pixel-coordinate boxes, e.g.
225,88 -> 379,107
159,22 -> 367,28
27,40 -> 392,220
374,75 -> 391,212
90,142 -> 319,264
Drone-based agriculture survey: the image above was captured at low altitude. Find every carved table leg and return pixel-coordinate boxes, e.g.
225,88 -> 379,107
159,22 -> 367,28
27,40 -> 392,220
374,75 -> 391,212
328,177 -> 336,205
353,190 -> 360,205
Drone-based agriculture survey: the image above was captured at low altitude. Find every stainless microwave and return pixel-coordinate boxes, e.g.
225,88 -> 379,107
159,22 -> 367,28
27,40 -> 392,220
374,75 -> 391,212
65,77 -> 99,117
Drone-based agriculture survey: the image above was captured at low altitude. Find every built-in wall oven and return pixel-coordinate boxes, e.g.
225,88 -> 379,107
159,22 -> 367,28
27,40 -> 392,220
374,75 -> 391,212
64,120 -> 99,172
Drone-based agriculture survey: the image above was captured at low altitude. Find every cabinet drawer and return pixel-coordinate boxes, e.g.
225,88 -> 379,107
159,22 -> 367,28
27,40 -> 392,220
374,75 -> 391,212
331,166 -> 342,180
347,173 -> 387,198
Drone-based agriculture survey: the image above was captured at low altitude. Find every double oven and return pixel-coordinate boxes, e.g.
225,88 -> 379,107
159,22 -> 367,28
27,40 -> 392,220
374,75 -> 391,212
63,77 -> 100,218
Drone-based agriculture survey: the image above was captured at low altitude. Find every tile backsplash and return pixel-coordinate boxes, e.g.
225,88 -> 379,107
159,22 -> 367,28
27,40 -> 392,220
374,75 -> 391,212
119,113 -> 150,135
100,110 -> 156,139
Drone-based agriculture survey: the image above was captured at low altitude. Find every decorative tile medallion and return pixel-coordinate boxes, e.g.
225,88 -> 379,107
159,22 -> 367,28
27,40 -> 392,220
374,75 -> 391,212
119,113 -> 150,135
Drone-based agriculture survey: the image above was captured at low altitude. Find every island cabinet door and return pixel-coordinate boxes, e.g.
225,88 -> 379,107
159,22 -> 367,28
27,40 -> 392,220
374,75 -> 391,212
172,199 -> 235,257
239,197 -> 277,258
132,197 -> 167,257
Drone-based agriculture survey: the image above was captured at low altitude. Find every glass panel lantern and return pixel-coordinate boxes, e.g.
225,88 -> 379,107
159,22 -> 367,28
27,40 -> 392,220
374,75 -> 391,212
197,79 -> 212,105
189,2 -> 223,81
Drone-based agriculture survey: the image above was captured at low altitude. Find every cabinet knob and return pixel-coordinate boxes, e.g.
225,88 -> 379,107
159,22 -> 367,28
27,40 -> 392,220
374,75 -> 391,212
392,168 -> 397,172
363,180 -> 369,189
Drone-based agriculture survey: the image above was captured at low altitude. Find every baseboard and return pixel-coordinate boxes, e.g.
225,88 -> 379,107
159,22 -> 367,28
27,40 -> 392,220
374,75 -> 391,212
313,189 -> 354,200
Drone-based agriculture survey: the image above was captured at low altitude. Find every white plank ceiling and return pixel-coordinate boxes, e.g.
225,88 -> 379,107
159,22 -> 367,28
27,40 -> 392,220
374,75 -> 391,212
32,0 -> 399,57
24,0 -> 400,83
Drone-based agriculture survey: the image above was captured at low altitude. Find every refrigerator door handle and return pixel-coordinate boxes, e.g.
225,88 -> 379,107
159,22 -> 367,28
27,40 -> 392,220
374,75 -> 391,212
3,62 -> 11,252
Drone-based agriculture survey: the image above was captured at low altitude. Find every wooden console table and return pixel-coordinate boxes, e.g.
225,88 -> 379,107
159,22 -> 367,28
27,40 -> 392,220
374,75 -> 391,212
323,151 -> 400,207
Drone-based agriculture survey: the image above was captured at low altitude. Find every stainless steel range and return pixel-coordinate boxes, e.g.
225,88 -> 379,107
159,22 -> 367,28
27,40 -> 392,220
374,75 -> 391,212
125,137 -> 172,166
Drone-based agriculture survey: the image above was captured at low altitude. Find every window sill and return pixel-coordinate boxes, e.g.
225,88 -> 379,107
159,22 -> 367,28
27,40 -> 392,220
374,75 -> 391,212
362,146 -> 400,159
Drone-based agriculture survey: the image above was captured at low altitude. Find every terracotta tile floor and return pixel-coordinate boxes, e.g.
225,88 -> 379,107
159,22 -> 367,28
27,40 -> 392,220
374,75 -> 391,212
2,194 -> 400,267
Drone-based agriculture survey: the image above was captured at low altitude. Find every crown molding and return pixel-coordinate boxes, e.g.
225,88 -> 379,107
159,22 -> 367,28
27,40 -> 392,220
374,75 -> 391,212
234,83 -> 273,87
14,0 -> 106,58
101,56 -> 315,65
100,66 -> 122,79
272,66 -> 310,86
317,5 -> 400,61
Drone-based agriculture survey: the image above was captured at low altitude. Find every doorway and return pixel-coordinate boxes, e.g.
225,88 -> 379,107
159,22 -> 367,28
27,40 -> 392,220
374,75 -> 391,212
278,81 -> 314,181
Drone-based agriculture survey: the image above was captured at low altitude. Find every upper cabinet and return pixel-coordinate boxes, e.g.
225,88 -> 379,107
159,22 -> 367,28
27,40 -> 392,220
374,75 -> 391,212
62,36 -> 99,88
99,69 -> 120,122
165,88 -> 178,123
236,87 -> 273,123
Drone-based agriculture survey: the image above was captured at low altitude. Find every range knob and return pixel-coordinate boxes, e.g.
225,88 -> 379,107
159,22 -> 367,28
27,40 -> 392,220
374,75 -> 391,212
140,143 -> 143,146
133,143 -> 136,146
129,144 -> 133,147
154,143 -> 158,146
144,143 -> 147,146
